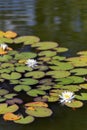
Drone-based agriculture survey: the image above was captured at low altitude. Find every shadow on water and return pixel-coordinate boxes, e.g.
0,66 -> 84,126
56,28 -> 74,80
0,0 -> 87,130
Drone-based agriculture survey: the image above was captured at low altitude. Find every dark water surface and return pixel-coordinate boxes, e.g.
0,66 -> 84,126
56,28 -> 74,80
0,0 -> 87,130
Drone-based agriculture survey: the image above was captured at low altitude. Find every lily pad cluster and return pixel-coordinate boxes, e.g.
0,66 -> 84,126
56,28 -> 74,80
0,31 -> 87,124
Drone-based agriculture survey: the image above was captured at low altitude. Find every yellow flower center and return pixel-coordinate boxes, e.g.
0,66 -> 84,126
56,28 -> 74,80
64,94 -> 70,99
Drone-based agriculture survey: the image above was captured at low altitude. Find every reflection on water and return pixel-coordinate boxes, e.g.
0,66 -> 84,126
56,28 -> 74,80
0,0 -> 87,130
0,0 -> 87,56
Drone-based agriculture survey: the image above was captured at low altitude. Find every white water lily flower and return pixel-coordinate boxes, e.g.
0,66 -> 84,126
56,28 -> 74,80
26,59 -> 38,68
0,43 -> 8,50
59,91 -> 75,103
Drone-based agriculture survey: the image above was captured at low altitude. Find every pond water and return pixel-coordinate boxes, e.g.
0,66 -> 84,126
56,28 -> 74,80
0,0 -> 87,130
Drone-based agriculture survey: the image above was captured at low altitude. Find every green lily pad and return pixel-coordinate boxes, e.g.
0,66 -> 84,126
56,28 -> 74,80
15,66 -> 32,72
1,63 -> 14,68
0,55 -> 12,62
60,85 -> 80,92
0,38 -> 13,44
46,70 -> 70,78
43,95 -> 59,102
39,79 -> 55,86
14,36 -> 40,44
8,50 -> 18,56
65,100 -> 83,108
36,65 -> 48,71
75,93 -> 87,100
70,68 -> 87,75
49,63 -> 74,71
0,103 -> 19,114
79,84 -> 87,89
10,80 -> 19,84
77,51 -> 87,56
14,85 -> 31,92
0,89 -> 9,96
31,41 -> 58,50
49,61 -> 74,70
52,56 -> 66,61
38,57 -> 51,62
0,68 -> 12,74
26,106 -> 53,117
25,71 -> 45,79
66,56 -> 87,67
67,76 -> 84,84
56,78 -> 73,85
0,97 -> 6,102
27,89 -> 46,97
14,115 -> 35,124
20,78 -> 38,85
53,47 -> 68,52
1,72 -> 21,80
38,50 -> 57,57
15,52 -> 37,60
4,93 -> 17,99
37,85 -> 52,90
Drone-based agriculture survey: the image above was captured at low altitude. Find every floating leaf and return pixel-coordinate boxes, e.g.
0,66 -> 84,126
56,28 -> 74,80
66,56 -> 87,67
24,36 -> 40,45
52,56 -> 66,61
53,47 -> 68,52
14,36 -> 40,44
46,70 -> 70,78
77,51 -> 87,56
27,89 -> 46,97
34,97 -> 48,102
3,112 -> 21,121
36,65 -> 48,71
37,85 -> 52,90
0,97 -> 6,102
26,106 -> 53,117
14,115 -> 35,124
65,100 -> 83,108
79,84 -> 87,89
15,52 -> 37,60
6,98 -> 23,105
25,71 -> 45,79
0,55 -> 12,62
39,78 -> 55,86
14,85 -> 31,92
10,80 -> 19,84
0,103 -> 19,114
49,61 -> 74,70
0,37 -> 13,44
1,72 -> 21,80
15,66 -> 32,73
43,95 -> 59,102
56,78 -> 73,85
0,31 -> 5,37
38,57 -> 51,62
32,42 -> 58,50
60,85 -> 80,92
70,68 -> 87,75
25,102 -> 48,108
4,31 -> 17,38
4,93 -> 17,99
20,78 -> 38,85
1,63 -> 14,68
49,62 -> 74,71
0,89 -> 9,96
75,93 -> 87,100
38,50 -> 57,57
67,76 -> 84,84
